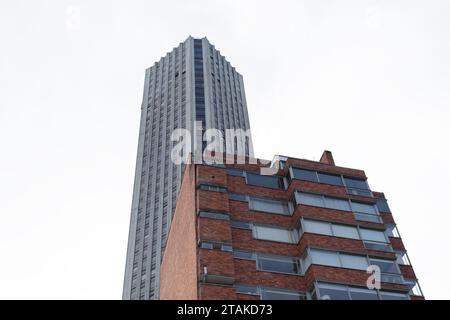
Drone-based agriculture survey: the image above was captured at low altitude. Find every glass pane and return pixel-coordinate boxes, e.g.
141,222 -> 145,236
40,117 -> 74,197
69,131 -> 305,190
344,177 -> 369,190
250,198 -> 290,215
369,259 -> 400,274
247,172 -> 282,189
376,198 -> 391,213
380,292 -> 409,300
231,220 -> 251,229
291,168 -> 318,182
360,228 -> 387,242
324,197 -> 351,211
234,250 -> 254,260
404,279 -> 422,296
254,225 -> 293,243
296,192 -> 324,207
385,224 -> 400,238
258,256 -> 299,274
318,172 -> 343,186
260,289 -> 303,300
318,284 -> 350,300
395,251 -> 410,265
340,254 -> 369,270
364,241 -> 392,252
354,212 -> 381,223
303,220 -> 332,236
200,242 -> 213,249
228,193 -> 247,201
235,284 -> 258,295
310,249 -> 340,267
349,288 -> 379,300
332,224 -> 359,239
226,169 -> 245,177
351,201 -> 377,214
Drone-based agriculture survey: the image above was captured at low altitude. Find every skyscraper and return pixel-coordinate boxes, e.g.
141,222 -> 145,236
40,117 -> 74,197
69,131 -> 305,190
123,37 -> 253,300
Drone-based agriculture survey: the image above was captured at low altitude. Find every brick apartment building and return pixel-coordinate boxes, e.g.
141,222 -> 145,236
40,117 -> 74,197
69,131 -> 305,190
159,151 -> 424,300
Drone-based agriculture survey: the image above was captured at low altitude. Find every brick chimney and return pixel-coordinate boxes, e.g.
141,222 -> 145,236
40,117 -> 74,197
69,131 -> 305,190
320,150 -> 335,166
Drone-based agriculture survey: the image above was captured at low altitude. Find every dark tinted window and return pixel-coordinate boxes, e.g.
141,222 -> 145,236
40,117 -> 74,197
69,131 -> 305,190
234,250 -> 254,260
246,172 -> 283,189
228,193 -> 247,201
226,169 -> 245,177
344,177 -> 369,190
376,198 -> 391,213
230,220 -> 251,230
258,256 -> 300,274
235,284 -> 258,295
291,168 -> 318,182
318,172 -> 343,186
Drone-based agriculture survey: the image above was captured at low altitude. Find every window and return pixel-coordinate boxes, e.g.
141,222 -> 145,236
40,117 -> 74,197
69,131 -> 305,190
316,282 -> 409,300
379,292 -> 409,300
228,193 -> 247,201
308,249 -> 369,271
200,242 -> 233,252
332,224 -> 360,239
376,198 -> 391,213
344,177 -> 372,196
351,201 -> 377,215
249,197 -> 292,215
359,228 -> 387,243
296,192 -> 325,207
234,250 -> 255,260
198,211 -> 229,220
296,192 -> 355,212
324,197 -> 351,211
340,254 -> 369,270
317,172 -> 343,186
317,283 -> 350,300
235,284 -> 258,295
260,288 -> 305,300
364,241 -> 392,252
404,279 -> 423,296
385,224 -> 401,238
199,184 -> 227,192
246,172 -> 284,189
309,249 -> 340,267
257,254 -> 301,275
303,220 -> 332,236
395,250 -> 411,265
226,168 -> 245,177
253,225 -> 296,244
301,219 -> 362,241
200,242 -> 213,249
344,177 -> 369,190
348,288 -> 378,300
351,201 -> 381,223
291,168 -> 318,182
230,220 -> 251,230
354,212 -> 382,223
369,259 -> 400,274
235,284 -> 306,300
369,258 -> 403,284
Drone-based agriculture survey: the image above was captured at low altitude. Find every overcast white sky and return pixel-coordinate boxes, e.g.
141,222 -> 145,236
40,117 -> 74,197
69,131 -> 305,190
0,0 -> 449,299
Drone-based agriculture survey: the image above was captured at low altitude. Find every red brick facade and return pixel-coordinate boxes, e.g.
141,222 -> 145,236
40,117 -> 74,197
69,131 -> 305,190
160,151 -> 424,300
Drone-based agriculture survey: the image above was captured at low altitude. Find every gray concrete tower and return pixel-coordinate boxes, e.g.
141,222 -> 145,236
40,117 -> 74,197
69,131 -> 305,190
123,37 -> 253,299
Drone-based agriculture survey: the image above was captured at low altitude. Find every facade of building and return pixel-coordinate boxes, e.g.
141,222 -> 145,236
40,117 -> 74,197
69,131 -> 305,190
160,151 -> 424,300
123,37 -> 253,300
